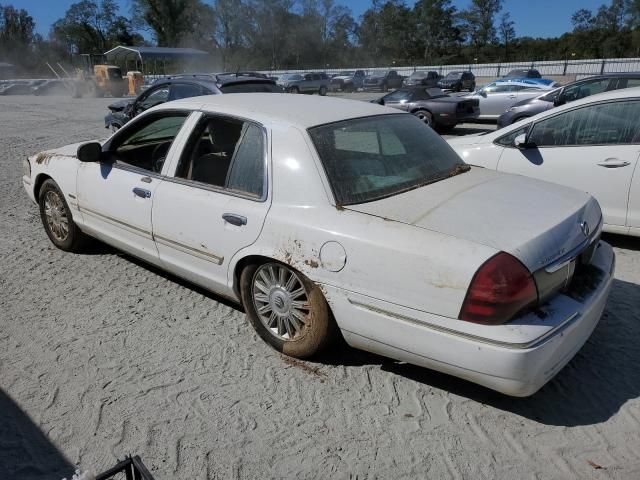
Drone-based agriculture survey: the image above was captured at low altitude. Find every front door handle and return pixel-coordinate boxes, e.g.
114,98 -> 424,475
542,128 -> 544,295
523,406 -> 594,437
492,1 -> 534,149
597,158 -> 631,168
133,187 -> 151,198
222,213 -> 247,226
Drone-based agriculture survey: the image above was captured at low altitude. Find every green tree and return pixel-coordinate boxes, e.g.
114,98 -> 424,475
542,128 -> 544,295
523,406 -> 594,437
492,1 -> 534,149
413,0 -> 461,63
459,0 -> 502,49
499,12 -> 515,60
132,0 -> 204,46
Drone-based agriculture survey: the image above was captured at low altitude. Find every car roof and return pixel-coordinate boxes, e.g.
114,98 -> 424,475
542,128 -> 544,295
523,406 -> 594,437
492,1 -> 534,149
153,74 -> 275,88
481,86 -> 640,139
155,92 -> 398,128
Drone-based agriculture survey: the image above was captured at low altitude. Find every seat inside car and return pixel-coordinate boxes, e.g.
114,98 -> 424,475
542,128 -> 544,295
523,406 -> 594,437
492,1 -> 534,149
191,119 -> 243,186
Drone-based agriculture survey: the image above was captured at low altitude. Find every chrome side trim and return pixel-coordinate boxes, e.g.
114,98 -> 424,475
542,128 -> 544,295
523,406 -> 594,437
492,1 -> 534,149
80,206 -> 153,240
348,299 -> 579,350
154,234 -> 224,265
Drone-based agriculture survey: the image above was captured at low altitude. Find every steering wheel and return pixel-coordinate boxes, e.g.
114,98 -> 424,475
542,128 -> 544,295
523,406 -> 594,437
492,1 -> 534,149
151,142 -> 170,173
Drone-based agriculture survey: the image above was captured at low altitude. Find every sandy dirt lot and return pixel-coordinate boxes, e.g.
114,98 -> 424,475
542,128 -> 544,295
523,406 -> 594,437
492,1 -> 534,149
1,94 -> 640,480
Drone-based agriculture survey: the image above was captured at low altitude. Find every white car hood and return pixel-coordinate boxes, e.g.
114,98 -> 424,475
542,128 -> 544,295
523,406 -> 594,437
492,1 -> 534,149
345,167 -> 601,272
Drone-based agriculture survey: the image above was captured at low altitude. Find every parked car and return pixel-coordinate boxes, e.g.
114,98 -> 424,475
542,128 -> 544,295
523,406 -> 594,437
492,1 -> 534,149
403,70 -> 441,87
437,71 -> 476,92
466,80 -> 553,120
497,73 -> 640,128
0,79 -> 46,95
277,72 -> 330,95
24,93 -> 614,397
104,74 -> 281,131
329,70 -> 366,92
372,87 -> 479,131
363,70 -> 404,91
31,79 -> 69,96
219,71 -> 269,79
504,69 -> 542,79
449,88 -> 640,236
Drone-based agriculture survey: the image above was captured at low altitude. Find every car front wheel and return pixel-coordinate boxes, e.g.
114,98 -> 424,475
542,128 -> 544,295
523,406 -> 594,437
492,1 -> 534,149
319,85 -> 327,96
241,261 -> 336,358
38,179 -> 88,252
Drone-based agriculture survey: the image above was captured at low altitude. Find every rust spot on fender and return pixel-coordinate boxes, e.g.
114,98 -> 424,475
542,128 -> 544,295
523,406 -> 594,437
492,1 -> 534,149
304,259 -> 319,268
335,203 -> 345,211
34,152 -> 72,165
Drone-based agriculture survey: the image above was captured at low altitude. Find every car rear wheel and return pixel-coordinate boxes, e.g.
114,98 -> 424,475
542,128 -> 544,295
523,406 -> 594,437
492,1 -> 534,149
345,83 -> 354,93
38,179 -> 88,252
241,261 -> 336,358
413,109 -> 434,128
289,86 -> 300,94
319,85 -> 327,96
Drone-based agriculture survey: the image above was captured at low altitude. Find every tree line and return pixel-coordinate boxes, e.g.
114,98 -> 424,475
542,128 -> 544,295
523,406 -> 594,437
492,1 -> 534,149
1,0 -> 639,76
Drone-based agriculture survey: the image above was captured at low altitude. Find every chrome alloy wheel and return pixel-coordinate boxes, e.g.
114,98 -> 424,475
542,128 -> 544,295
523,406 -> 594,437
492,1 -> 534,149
251,263 -> 311,341
415,110 -> 433,127
43,190 -> 69,242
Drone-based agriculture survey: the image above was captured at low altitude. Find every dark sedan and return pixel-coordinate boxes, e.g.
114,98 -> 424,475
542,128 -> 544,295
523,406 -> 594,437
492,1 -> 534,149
497,72 -> 640,128
436,71 -> 475,92
372,87 -> 479,131
362,70 -> 405,91
105,73 -> 282,131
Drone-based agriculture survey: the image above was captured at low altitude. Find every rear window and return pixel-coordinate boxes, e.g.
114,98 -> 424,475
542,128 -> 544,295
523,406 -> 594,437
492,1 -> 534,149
220,82 -> 280,93
308,114 -> 468,205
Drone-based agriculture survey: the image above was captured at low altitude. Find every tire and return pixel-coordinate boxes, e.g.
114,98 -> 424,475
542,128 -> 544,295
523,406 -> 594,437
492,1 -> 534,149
413,109 -> 434,128
454,84 -> 461,93
240,261 -> 336,358
289,86 -> 300,94
38,179 -> 88,252
469,83 -> 476,92
381,82 -> 388,92
344,83 -> 354,93
319,85 -> 327,96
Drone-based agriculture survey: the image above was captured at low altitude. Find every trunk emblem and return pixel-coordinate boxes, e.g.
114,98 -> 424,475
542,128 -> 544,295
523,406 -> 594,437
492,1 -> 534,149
580,221 -> 590,237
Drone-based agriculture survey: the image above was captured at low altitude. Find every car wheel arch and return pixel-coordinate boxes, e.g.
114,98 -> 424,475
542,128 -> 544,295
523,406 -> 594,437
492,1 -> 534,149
34,173 -> 54,201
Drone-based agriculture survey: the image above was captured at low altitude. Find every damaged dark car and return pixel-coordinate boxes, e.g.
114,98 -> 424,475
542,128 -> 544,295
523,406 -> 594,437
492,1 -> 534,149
104,73 -> 282,131
372,87 -> 480,131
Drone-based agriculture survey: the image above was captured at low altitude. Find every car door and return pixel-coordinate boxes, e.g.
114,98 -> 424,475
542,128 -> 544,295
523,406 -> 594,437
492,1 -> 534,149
478,84 -> 517,118
151,113 -> 271,296
76,111 -> 191,264
496,99 -> 640,227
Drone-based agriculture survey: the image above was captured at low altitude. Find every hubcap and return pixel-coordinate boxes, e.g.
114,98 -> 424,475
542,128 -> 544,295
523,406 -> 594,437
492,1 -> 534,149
43,190 -> 69,242
416,112 -> 432,127
252,263 -> 310,341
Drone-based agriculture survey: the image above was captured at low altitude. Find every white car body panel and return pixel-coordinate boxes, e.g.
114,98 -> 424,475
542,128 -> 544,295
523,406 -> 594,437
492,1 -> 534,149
23,93 -> 615,396
449,87 -> 640,236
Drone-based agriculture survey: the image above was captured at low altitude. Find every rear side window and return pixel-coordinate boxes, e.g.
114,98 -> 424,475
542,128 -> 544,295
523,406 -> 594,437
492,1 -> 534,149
169,83 -> 206,101
621,78 -> 640,89
529,100 -> 640,146
175,116 -> 266,198
562,79 -> 611,102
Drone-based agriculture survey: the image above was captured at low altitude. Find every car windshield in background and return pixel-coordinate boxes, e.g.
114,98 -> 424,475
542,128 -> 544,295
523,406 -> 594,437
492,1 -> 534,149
220,82 -> 281,93
410,71 -> 428,78
338,71 -> 354,76
281,74 -> 303,81
445,72 -> 462,79
308,114 -> 468,205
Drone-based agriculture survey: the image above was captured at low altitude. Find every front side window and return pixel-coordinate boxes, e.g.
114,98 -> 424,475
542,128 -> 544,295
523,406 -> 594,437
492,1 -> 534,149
495,124 -> 531,147
528,100 -> 640,147
383,89 -> 411,102
110,113 -> 188,172
308,114 -> 467,205
175,116 -> 266,198
137,86 -> 170,112
169,83 -> 206,101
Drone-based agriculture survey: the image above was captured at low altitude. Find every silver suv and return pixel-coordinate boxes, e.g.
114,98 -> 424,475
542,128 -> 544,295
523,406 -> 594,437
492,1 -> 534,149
278,73 -> 330,95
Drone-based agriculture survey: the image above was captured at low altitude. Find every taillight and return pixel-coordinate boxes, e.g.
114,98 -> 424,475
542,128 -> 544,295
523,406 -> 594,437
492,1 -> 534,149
459,252 -> 538,325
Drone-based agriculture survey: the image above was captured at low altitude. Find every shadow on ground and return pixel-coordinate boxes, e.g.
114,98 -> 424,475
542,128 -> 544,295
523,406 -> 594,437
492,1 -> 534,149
603,232 -> 640,252
0,390 -> 75,480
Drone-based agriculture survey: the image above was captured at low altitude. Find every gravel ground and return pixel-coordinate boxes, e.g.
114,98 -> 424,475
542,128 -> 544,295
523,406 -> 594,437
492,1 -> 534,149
1,94 -> 640,480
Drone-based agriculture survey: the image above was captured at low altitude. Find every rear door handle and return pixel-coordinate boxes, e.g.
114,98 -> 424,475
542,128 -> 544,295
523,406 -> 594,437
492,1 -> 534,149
133,187 -> 151,198
222,213 -> 247,226
597,158 -> 631,168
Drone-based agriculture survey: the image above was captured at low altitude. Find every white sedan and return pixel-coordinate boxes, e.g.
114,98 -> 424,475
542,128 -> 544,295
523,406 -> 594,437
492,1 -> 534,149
449,87 -> 640,237
23,94 -> 614,396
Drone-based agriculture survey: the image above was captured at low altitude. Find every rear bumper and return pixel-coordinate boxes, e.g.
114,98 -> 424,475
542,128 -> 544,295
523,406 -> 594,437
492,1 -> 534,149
325,241 -> 615,396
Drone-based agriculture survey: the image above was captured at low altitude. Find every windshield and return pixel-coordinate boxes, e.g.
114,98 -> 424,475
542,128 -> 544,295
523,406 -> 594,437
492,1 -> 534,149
281,74 -> 302,81
383,90 -> 411,102
445,72 -> 462,79
338,71 -> 354,76
308,114 -> 468,205
410,71 -> 428,78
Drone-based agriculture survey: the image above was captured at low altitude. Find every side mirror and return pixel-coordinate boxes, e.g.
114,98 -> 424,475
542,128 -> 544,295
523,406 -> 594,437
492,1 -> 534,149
553,93 -> 565,107
514,133 -> 533,149
77,142 -> 103,163
479,90 -> 487,97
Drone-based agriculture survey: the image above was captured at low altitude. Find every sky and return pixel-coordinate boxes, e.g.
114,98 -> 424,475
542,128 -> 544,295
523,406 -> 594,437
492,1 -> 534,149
15,0 -> 608,40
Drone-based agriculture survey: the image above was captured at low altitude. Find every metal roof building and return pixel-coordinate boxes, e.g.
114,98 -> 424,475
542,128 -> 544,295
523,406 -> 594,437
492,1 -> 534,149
104,46 -> 210,75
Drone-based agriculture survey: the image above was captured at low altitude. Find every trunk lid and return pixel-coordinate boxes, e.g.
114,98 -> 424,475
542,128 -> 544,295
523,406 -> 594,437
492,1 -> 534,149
345,167 -> 601,273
